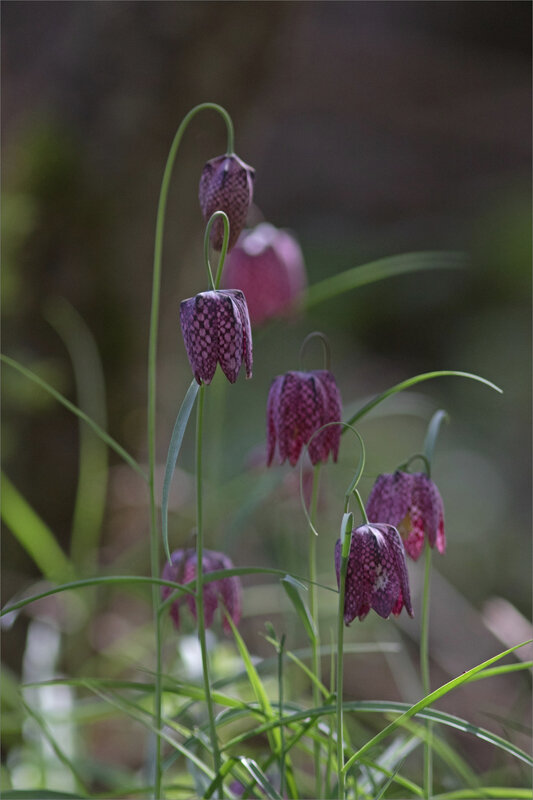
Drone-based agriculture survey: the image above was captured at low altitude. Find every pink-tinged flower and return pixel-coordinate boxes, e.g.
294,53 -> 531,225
180,289 -> 252,385
366,471 -> 446,560
199,154 -> 255,251
267,370 -> 342,467
221,223 -> 307,326
335,523 -> 413,623
161,548 -> 242,633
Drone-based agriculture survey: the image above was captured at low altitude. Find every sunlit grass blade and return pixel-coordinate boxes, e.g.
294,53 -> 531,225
236,756 -> 283,800
342,641 -> 532,775
281,575 -> 317,644
45,296 -> 109,569
344,370 -> 502,430
433,790 -> 533,800
304,251 -> 468,308
20,698 -> 88,796
467,661 -> 533,682
161,378 -> 199,563
1,575 -> 194,619
1,354 -> 146,480
1,473 -> 75,582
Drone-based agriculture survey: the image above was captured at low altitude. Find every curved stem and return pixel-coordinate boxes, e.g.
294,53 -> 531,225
309,463 -> 322,799
353,489 -> 369,525
397,453 -> 431,476
423,410 -> 449,477
195,384 -> 221,785
147,102 -> 233,799
299,331 -> 332,371
204,211 -> 230,290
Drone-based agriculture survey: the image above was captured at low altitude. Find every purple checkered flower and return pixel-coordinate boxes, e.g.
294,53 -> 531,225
366,471 -> 446,560
199,154 -> 255,251
161,548 -> 242,633
221,223 -> 307,326
335,523 -> 413,623
267,370 -> 342,467
180,289 -> 252,385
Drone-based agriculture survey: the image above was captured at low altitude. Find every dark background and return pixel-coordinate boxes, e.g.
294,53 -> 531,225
2,0 -> 531,787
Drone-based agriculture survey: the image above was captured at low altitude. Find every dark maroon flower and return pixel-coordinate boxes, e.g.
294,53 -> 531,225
335,523 -> 413,623
267,370 -> 342,467
161,548 -> 242,633
366,471 -> 446,560
180,289 -> 252,385
221,223 -> 307,326
199,154 -> 255,251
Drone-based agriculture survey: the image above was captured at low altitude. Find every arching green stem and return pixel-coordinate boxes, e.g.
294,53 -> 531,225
147,102 -> 233,799
299,331 -> 332,371
204,210 -> 230,290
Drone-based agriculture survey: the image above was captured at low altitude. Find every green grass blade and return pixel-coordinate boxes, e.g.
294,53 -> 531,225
304,251 -> 467,308
434,791 -> 533,799
0,793 -> 87,800
45,297 -> 109,569
161,378 -> 199,563
1,354 -> 146,480
281,575 -> 317,644
2,473 -> 75,582
345,370 -> 502,430
342,641 -> 532,774
237,757 -> 283,800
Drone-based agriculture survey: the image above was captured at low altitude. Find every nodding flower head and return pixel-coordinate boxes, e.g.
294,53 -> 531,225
366,471 -> 446,560
267,370 -> 342,467
180,289 -> 252,385
221,223 -> 307,326
199,154 -> 255,251
335,523 -> 413,624
161,548 -> 242,633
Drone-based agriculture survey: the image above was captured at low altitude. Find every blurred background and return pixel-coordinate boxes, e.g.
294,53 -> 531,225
2,1 -> 531,795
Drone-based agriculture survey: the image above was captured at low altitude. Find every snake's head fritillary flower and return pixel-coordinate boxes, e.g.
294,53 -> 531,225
199,154 -> 255,251
366,471 -> 446,560
267,370 -> 342,467
335,523 -> 413,623
180,289 -> 252,385
221,223 -> 307,326
161,548 -> 242,633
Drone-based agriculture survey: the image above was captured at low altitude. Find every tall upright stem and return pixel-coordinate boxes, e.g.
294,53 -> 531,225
309,463 -> 322,798
147,103 -> 233,798
421,539 -> 433,798
195,384 -> 222,782
336,540 -> 349,800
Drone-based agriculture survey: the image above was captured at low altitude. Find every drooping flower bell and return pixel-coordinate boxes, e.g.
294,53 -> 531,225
267,370 -> 342,467
180,289 -> 253,385
199,154 -> 255,251
366,471 -> 446,560
161,548 -> 242,633
335,523 -> 413,623
221,223 -> 307,326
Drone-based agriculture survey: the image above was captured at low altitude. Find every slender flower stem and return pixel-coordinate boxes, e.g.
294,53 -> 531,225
195,384 -> 222,784
421,538 -> 433,798
309,463 -> 322,799
336,526 -> 351,800
147,103 -> 233,799
353,489 -> 369,524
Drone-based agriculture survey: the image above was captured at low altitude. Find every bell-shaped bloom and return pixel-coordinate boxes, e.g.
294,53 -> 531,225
267,370 -> 342,467
199,154 -> 255,251
221,223 -> 307,326
161,548 -> 242,633
335,523 -> 413,623
180,289 -> 252,385
366,471 -> 446,560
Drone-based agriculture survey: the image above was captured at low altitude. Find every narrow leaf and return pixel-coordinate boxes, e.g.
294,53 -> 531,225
282,575 -> 317,644
1,354 -> 146,480
161,379 -> 199,563
238,757 -> 283,800
305,251 -> 467,308
2,473 -> 75,582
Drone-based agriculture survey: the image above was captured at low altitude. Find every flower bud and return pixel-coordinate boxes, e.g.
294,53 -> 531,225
199,154 -> 255,250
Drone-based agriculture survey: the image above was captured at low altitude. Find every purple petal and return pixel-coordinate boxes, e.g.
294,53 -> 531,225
198,155 -> 255,251
412,473 -> 442,548
214,292 -> 243,384
267,376 -> 283,465
180,293 -> 219,385
366,472 -> 413,528
226,289 -> 253,379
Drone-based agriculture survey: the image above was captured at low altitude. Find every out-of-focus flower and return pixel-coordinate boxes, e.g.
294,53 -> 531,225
335,523 -> 413,623
180,289 -> 252,385
199,154 -> 255,250
267,370 -> 342,467
161,548 -> 242,633
366,471 -> 446,560
221,223 -> 307,326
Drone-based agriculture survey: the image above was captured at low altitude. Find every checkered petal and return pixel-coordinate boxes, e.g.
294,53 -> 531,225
199,154 -> 255,251
366,472 -> 414,527
267,375 -> 284,465
180,292 -> 219,385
